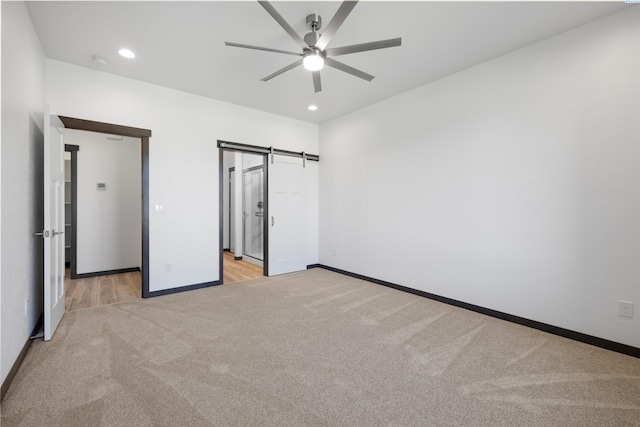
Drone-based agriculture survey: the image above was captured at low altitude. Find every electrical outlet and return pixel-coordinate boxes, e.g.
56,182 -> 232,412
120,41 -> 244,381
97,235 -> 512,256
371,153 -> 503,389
165,263 -> 173,273
24,298 -> 29,316
619,301 -> 633,318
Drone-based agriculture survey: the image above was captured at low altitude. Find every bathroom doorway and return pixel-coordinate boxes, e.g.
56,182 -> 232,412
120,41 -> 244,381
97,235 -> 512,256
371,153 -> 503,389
222,151 -> 266,283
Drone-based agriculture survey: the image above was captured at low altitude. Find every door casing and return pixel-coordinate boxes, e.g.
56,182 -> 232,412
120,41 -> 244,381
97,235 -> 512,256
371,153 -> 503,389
58,116 -> 151,297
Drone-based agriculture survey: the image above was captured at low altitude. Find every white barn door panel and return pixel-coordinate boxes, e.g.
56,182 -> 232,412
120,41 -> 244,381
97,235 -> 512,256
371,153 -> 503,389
268,156 -> 306,276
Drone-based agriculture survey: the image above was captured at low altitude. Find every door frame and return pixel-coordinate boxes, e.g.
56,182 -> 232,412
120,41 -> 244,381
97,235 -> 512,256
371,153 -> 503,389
242,164 -> 265,262
217,140 -> 319,282
59,116 -> 152,297
219,148 -> 269,282
228,166 -> 235,253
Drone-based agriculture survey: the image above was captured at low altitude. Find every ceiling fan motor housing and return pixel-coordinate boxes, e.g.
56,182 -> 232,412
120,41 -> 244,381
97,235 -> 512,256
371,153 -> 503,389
306,14 -> 322,31
304,31 -> 321,48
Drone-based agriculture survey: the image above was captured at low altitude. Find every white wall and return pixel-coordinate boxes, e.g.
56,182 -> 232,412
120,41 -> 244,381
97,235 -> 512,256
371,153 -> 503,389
319,8 -> 640,348
243,152 -> 263,170
64,129 -> 141,274
46,60 -> 319,292
1,1 -> 46,384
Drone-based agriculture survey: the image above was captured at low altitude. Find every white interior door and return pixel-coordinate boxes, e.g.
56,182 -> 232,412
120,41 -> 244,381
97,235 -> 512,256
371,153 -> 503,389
43,107 -> 66,341
268,155 -> 305,276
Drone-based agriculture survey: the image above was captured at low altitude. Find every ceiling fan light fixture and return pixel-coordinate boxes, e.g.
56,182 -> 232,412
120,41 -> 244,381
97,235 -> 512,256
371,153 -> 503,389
303,50 -> 324,71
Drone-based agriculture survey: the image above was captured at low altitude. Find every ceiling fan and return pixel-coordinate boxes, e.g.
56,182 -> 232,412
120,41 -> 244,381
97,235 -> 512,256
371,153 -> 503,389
225,0 -> 402,93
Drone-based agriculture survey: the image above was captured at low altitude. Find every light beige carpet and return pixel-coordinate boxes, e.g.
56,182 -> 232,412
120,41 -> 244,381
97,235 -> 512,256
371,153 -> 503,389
2,268 -> 639,426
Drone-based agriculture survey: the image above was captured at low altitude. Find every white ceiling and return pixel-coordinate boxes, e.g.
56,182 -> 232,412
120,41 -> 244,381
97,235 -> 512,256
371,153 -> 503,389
26,1 -> 627,124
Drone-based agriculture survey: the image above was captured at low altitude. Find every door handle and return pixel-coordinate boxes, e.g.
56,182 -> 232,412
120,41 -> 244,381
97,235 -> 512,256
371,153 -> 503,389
35,230 -> 50,238
52,230 -> 64,236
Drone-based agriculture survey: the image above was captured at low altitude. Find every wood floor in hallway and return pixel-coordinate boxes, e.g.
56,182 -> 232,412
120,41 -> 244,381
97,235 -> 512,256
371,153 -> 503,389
223,251 -> 264,283
64,252 -> 263,311
65,269 -> 142,311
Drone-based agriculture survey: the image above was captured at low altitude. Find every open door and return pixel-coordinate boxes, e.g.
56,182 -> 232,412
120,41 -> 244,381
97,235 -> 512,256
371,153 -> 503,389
268,155 -> 306,276
43,107 -> 66,341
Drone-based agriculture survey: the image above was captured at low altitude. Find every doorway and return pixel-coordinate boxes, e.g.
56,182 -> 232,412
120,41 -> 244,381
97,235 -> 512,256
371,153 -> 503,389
62,129 -> 142,310
58,116 -> 151,301
222,151 -> 267,283
218,140 -> 320,284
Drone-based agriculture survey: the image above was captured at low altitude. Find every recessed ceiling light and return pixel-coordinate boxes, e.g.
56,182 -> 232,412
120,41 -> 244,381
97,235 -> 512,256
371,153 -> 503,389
118,48 -> 136,59
308,105 -> 318,111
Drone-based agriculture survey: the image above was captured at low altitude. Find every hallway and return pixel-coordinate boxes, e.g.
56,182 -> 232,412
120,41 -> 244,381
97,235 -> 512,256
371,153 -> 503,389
223,251 -> 263,283
64,252 -> 262,312
65,269 -> 141,311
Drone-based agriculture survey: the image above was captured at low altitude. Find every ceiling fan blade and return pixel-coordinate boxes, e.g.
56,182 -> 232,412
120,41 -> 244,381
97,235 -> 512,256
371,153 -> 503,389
225,42 -> 302,57
325,38 -> 402,58
314,1 -> 358,51
324,57 -> 374,82
261,59 -> 303,82
258,1 -> 309,50
312,71 -> 322,93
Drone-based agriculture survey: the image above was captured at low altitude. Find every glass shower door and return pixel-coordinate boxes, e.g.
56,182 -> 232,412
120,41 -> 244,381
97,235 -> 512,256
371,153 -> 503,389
243,166 -> 264,262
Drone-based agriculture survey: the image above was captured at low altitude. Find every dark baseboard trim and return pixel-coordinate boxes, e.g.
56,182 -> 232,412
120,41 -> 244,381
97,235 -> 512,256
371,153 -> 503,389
223,248 -> 230,252
317,264 -> 640,359
143,280 -> 221,298
1,320 -> 42,401
234,256 -> 242,261
306,264 -> 321,269
72,267 -> 140,279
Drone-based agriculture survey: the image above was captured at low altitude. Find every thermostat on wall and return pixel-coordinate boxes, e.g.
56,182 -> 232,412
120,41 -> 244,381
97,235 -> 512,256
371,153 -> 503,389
96,182 -> 107,191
